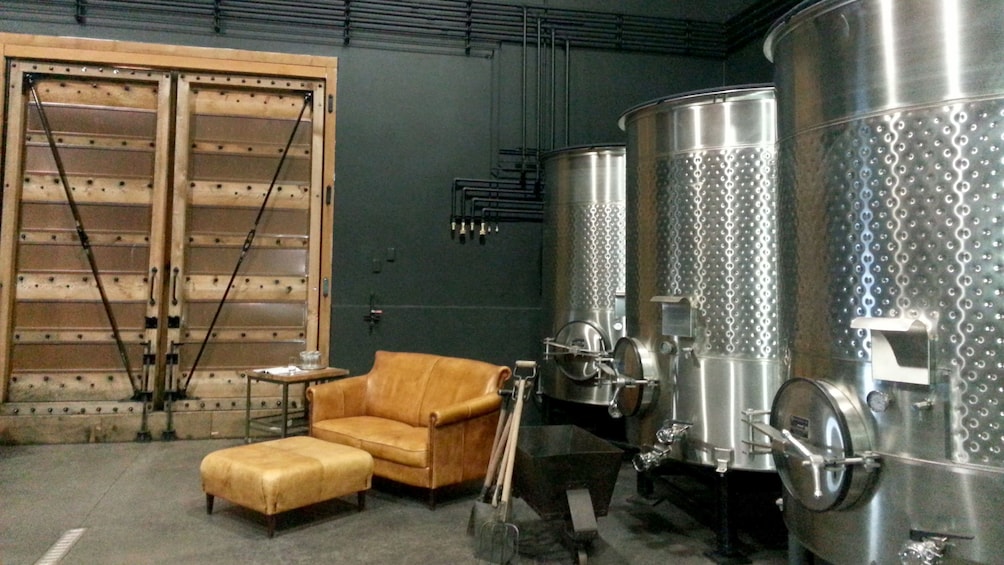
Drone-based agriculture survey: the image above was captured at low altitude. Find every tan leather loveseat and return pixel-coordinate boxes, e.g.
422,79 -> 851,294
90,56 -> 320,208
306,350 -> 510,507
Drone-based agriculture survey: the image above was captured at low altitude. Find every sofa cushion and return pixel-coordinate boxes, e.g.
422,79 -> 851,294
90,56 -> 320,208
365,351 -> 438,427
312,415 -> 428,468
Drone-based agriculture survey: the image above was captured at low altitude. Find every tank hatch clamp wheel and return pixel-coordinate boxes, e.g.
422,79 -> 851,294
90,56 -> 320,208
752,378 -> 881,512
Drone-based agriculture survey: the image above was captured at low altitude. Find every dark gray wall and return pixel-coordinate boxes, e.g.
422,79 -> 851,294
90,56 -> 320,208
1,12 -> 772,376
724,35 -> 775,84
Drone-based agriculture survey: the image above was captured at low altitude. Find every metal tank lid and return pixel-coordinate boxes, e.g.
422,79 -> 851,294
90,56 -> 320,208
763,0 -> 856,62
617,83 -> 775,131
539,143 -> 625,162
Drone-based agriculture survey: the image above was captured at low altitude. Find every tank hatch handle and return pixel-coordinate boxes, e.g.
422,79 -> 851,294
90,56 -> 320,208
741,408 -> 774,458
607,371 -> 657,418
851,317 -> 931,385
749,419 -> 881,498
652,295 -> 694,338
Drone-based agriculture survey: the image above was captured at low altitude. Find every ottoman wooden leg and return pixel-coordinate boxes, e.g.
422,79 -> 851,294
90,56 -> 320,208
357,490 -> 366,511
206,494 -> 214,515
267,515 -> 276,538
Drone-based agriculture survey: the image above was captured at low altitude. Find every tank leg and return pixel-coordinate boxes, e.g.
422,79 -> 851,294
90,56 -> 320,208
703,470 -> 751,564
787,531 -> 814,565
635,470 -> 655,498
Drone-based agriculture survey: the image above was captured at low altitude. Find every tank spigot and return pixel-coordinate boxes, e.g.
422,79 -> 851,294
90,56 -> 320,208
899,536 -> 948,565
633,444 -> 671,472
632,421 -> 692,472
656,422 -> 692,445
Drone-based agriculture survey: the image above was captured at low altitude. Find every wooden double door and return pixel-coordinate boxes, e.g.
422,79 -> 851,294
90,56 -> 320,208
0,35 -> 337,442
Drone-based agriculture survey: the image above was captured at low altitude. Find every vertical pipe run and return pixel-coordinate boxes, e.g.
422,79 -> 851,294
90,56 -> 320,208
536,17 -> 542,158
550,28 -> 556,151
564,39 -> 570,146
521,7 -> 528,181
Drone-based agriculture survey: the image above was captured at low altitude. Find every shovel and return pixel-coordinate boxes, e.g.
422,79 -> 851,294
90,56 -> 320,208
476,365 -> 532,564
467,393 -> 513,535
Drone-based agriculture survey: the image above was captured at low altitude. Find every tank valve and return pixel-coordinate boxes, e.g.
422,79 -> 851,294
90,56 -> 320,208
899,536 -> 947,565
633,421 -> 692,472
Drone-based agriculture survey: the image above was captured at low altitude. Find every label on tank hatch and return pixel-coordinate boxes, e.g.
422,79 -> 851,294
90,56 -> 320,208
788,415 -> 810,439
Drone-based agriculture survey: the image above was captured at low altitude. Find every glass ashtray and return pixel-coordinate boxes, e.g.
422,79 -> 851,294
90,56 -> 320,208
298,350 -> 322,370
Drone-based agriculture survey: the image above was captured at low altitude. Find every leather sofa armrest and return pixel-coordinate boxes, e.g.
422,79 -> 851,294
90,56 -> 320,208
430,393 -> 501,428
307,375 -> 368,424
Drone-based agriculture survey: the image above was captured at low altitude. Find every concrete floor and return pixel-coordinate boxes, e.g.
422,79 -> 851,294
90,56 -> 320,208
1,438 -> 789,565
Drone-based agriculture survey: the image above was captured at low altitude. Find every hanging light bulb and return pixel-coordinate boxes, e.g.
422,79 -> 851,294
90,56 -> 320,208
479,220 -> 487,237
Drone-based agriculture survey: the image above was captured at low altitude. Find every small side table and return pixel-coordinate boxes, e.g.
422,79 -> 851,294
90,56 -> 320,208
244,366 -> 349,441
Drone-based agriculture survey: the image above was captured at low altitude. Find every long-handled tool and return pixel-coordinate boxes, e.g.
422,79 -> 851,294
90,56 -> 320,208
475,360 -> 536,564
468,385 -> 513,535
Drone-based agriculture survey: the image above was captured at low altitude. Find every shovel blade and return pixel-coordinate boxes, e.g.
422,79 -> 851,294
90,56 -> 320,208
467,499 -> 494,537
474,520 -> 519,564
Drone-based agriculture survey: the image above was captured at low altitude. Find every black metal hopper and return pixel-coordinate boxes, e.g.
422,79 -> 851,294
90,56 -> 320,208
512,425 -> 623,562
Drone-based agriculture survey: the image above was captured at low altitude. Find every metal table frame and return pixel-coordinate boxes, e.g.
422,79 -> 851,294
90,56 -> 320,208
244,366 -> 349,441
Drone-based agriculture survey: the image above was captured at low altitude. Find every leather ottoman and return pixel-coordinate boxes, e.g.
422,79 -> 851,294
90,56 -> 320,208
200,436 -> 374,537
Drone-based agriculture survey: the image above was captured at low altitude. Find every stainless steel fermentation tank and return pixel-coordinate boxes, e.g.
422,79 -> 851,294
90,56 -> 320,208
540,145 -> 626,406
763,1 -> 1004,563
615,86 -> 781,474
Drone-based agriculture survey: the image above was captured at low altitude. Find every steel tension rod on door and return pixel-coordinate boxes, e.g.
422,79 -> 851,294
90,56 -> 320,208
25,74 -> 141,397
180,91 -> 313,396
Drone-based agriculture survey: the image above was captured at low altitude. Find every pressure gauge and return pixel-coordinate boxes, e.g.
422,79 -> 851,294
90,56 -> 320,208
866,390 -> 892,413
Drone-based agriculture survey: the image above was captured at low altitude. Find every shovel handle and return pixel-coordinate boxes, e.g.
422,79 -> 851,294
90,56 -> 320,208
498,378 -> 526,515
483,412 -> 512,494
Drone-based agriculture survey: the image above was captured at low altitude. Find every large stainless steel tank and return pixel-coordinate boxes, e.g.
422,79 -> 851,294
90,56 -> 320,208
764,1 -> 1004,562
616,86 -> 781,473
540,145 -> 626,405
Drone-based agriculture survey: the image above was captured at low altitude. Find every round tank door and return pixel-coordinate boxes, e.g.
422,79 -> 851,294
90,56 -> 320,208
770,378 -> 877,511
552,321 -> 610,381
611,337 -> 658,417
